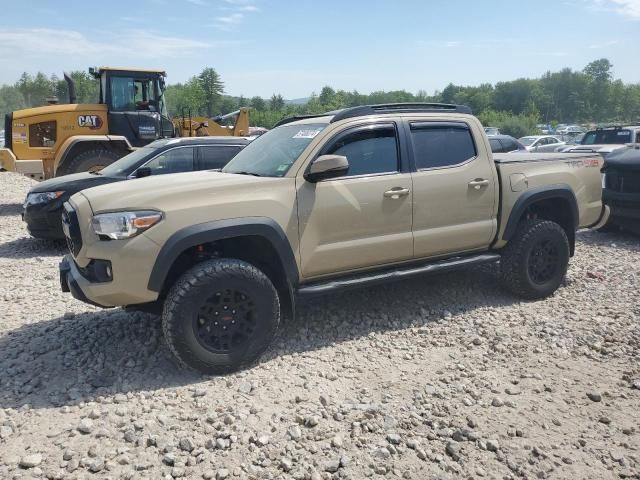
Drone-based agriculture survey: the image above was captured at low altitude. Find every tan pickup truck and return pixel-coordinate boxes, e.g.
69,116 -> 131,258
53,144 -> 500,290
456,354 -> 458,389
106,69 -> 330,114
58,103 -> 609,374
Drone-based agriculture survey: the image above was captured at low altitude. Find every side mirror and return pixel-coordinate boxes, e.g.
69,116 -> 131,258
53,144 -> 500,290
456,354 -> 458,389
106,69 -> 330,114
304,155 -> 349,183
135,167 -> 152,178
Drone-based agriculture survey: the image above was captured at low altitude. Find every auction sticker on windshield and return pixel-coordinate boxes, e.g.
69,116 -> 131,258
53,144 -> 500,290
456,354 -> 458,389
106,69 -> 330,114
293,129 -> 321,139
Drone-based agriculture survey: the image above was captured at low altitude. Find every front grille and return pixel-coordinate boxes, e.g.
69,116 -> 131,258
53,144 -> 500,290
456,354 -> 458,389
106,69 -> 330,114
62,202 -> 83,256
606,169 -> 640,194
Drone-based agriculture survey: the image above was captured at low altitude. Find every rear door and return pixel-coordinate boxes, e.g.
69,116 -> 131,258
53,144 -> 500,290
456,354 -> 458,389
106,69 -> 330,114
196,145 -> 243,170
408,120 -> 498,258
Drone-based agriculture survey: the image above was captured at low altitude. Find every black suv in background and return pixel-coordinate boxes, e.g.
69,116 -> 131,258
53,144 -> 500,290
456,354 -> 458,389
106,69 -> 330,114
602,145 -> 640,235
23,137 -> 251,240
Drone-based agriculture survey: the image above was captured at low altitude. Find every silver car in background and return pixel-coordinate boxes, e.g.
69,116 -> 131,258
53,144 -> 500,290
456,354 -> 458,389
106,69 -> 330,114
518,135 -> 566,152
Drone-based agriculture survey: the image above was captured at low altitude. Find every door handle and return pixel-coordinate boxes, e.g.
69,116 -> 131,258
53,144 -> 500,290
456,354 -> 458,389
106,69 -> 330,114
383,187 -> 410,198
468,179 -> 489,190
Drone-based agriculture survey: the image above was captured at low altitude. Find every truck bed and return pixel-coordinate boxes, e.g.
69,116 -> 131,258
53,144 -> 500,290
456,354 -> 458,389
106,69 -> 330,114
493,152 -> 601,163
492,151 -> 605,247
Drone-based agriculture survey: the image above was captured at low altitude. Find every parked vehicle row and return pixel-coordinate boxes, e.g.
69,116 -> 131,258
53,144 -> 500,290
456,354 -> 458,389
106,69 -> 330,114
23,137 -> 251,239
54,102 -> 609,374
518,135 -> 566,152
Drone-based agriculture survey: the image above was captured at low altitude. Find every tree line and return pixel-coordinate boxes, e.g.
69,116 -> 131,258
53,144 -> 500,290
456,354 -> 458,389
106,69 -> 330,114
2,58 -> 639,138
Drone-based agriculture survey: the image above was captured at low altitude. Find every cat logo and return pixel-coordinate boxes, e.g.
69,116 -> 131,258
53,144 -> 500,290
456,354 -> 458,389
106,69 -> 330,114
77,115 -> 103,130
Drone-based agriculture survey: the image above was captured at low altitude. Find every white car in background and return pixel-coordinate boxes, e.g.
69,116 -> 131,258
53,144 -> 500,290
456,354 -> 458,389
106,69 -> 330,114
518,135 -> 566,152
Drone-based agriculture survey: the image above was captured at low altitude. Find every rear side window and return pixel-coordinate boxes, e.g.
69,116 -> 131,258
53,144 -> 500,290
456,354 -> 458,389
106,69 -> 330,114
410,123 -> 476,169
197,146 -> 242,170
326,125 -> 398,177
489,138 -> 503,153
501,139 -> 519,152
142,146 -> 194,175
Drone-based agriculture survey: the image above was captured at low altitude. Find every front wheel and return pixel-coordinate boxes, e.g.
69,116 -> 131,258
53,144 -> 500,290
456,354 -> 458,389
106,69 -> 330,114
500,219 -> 570,300
162,258 -> 280,374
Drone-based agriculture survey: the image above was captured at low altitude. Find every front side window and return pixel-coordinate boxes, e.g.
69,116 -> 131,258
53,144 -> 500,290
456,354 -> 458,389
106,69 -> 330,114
29,121 -> 56,147
110,76 -> 160,112
410,123 -> 476,169
325,125 -> 398,177
140,147 -> 194,175
223,123 -> 326,177
197,146 -> 242,170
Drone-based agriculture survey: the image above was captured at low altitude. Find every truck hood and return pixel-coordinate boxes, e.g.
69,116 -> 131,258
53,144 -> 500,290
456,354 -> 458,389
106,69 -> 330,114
29,172 -> 123,194
560,144 -> 627,154
76,170 -> 287,214
604,146 -> 640,172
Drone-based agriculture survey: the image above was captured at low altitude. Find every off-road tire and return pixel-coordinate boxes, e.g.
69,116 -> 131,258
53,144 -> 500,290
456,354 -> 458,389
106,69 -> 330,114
500,219 -> 569,300
56,148 -> 120,176
162,258 -> 280,375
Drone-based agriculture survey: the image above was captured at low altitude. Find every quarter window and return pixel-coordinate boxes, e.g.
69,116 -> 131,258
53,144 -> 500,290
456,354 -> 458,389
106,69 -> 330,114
141,147 -> 194,175
326,125 -> 398,177
29,121 -> 56,147
197,146 -> 242,170
410,123 -> 476,169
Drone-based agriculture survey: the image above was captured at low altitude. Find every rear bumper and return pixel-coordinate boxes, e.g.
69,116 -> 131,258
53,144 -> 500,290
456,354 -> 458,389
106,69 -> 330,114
589,205 -> 611,230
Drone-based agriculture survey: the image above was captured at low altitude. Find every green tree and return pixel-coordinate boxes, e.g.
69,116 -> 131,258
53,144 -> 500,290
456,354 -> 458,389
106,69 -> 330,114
269,93 -> 285,111
198,67 -> 224,117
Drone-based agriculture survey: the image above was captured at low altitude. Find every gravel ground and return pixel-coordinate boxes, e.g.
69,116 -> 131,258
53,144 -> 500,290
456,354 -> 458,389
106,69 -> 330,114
0,171 -> 639,480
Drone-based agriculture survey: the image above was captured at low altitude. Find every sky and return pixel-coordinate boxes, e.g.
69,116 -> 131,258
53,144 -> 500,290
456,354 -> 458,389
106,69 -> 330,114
0,0 -> 639,98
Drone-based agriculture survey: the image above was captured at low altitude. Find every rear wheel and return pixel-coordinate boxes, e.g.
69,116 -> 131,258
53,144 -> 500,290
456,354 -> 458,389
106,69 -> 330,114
56,148 -> 120,176
162,258 -> 280,374
500,219 -> 569,300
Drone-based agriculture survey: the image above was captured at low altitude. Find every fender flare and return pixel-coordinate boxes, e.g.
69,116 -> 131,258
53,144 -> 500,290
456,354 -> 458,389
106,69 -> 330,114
147,217 -> 299,293
502,185 -> 579,242
53,135 -> 134,173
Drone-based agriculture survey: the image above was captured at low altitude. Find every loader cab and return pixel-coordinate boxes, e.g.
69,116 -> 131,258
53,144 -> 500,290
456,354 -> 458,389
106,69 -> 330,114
92,67 -> 174,146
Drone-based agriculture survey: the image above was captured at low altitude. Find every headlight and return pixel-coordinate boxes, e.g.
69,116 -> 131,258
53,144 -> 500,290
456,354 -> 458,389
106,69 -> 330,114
91,210 -> 162,240
25,191 -> 64,206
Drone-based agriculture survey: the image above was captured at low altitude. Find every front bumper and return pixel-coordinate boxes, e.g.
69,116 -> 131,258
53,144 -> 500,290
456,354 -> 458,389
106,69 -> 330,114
603,190 -> 640,218
59,257 -> 107,308
23,197 -> 68,240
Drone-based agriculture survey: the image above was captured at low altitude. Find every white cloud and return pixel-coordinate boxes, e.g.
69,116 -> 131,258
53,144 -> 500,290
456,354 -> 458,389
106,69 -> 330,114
0,28 -> 213,61
212,1 -> 259,30
216,13 -> 244,24
591,0 -> 640,18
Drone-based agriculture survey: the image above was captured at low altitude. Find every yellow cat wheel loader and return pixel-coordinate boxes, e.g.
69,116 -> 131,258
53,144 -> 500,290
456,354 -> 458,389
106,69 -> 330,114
0,67 -> 249,180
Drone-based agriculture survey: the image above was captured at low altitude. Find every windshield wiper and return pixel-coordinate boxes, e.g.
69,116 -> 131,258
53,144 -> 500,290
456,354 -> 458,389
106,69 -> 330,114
233,171 -> 262,177
89,171 -> 102,175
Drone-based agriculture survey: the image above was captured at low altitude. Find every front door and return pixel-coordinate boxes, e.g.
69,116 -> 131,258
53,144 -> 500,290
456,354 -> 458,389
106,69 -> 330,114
296,123 -> 413,279
408,120 -> 498,258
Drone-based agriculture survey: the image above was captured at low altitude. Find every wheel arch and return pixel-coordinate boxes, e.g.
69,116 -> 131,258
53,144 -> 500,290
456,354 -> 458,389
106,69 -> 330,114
148,217 -> 299,320
53,135 -> 133,175
502,185 -> 579,255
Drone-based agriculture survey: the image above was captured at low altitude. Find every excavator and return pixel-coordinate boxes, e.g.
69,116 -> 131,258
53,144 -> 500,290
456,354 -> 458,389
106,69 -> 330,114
0,67 -> 249,180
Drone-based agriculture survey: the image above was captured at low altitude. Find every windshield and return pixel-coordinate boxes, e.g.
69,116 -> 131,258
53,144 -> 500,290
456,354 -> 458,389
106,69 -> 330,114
581,129 -> 632,145
222,123 -> 327,177
98,146 -> 156,176
519,136 -> 537,146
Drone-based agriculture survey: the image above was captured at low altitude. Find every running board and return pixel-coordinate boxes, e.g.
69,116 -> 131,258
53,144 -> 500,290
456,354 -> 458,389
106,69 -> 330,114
296,253 -> 501,298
